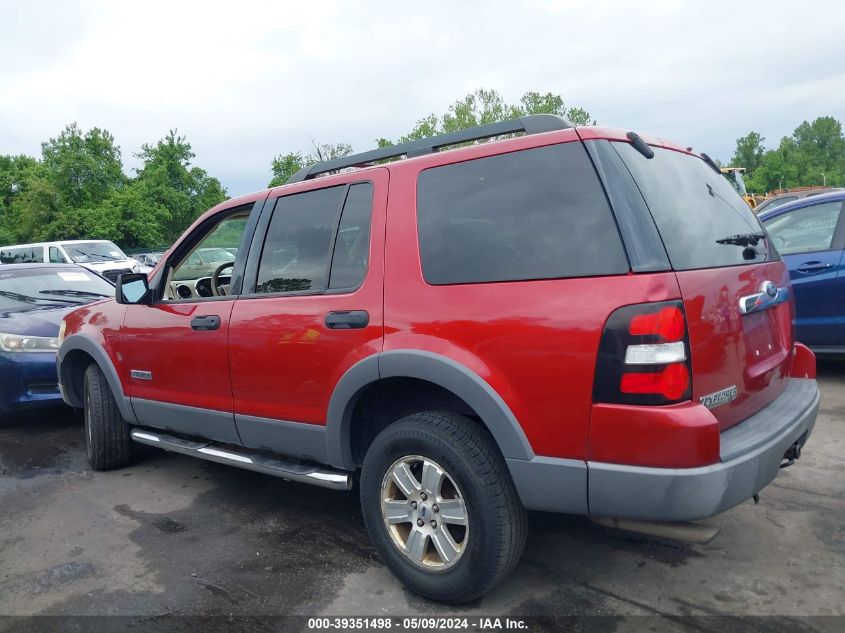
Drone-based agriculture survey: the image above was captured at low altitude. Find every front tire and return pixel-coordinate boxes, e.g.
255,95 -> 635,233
360,411 -> 527,604
83,363 -> 131,470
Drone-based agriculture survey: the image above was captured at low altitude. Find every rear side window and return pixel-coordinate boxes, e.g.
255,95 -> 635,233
255,183 -> 373,295
416,143 -> 629,285
256,186 -> 346,294
0,246 -> 44,264
614,143 -> 769,271
329,183 -> 373,290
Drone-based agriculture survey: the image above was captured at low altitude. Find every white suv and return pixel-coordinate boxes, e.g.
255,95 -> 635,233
0,240 -> 141,282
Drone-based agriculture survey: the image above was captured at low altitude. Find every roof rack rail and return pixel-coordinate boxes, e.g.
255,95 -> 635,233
285,113 -> 574,184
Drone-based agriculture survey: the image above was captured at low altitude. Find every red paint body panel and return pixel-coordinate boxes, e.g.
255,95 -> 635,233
588,402 -> 720,468
121,301 -> 235,412
675,261 -> 794,431
790,343 -> 816,379
62,298 -> 127,376
227,169 -> 389,425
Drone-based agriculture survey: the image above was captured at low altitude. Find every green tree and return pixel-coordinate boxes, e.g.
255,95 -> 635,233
384,88 -> 594,145
730,131 -> 766,173
273,88 -> 592,183
268,142 -> 354,187
0,155 -> 41,243
134,130 -> 227,243
40,123 -> 125,209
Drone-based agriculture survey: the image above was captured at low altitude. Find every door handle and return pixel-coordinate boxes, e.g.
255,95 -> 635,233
325,310 -> 369,330
190,315 -> 221,331
796,261 -> 834,273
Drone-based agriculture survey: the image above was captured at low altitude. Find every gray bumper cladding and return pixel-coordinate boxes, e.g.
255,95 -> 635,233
587,378 -> 820,522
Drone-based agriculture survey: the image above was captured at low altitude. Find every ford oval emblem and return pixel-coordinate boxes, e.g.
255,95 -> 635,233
761,281 -> 777,297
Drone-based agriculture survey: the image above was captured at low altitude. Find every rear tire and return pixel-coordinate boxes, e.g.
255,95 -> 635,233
360,411 -> 527,604
83,363 -> 131,470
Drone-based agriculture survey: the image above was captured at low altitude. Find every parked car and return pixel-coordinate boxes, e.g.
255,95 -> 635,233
0,264 -> 114,414
755,188 -> 844,215
133,252 -> 165,273
56,115 -> 819,604
172,246 -> 235,282
759,190 -> 845,353
0,240 -> 141,283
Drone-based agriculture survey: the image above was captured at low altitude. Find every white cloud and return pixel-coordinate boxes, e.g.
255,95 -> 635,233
1,0 -> 843,196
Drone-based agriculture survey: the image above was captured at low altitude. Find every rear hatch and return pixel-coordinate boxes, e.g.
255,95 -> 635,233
613,142 -> 793,430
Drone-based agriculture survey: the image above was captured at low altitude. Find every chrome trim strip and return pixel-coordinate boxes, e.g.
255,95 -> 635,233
129,428 -> 351,491
197,447 -> 253,464
131,431 -> 160,442
738,285 -> 789,315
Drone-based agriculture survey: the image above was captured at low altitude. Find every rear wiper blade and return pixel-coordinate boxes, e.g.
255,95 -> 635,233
715,232 -> 767,247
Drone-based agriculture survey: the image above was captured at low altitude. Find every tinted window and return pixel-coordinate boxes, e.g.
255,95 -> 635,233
0,247 -> 44,264
762,201 -> 842,255
329,183 -> 373,290
615,143 -> 769,271
256,186 -> 346,294
416,143 -> 629,285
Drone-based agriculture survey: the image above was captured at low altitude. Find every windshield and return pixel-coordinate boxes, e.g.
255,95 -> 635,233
61,242 -> 127,263
614,144 -> 770,270
0,267 -> 114,310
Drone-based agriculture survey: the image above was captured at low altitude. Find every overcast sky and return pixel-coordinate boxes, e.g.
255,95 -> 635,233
2,0 -> 843,197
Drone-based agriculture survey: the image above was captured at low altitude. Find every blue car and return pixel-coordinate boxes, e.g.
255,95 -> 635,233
759,190 -> 845,353
0,263 -> 114,413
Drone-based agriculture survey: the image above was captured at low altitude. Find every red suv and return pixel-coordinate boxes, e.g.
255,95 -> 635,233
57,115 -> 819,603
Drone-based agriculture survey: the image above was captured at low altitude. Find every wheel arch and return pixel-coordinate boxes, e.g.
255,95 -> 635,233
326,350 -> 535,470
58,334 -> 137,423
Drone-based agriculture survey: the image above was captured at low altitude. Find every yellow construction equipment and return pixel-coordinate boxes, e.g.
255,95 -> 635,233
720,167 -> 757,209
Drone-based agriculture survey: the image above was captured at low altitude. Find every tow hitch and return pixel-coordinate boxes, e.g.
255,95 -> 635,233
781,441 -> 802,469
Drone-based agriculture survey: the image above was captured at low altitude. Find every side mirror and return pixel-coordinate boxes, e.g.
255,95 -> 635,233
116,273 -> 150,305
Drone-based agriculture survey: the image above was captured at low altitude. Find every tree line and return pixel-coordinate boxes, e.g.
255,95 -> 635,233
2,89 -> 840,251
730,116 -> 845,194
0,125 -> 227,249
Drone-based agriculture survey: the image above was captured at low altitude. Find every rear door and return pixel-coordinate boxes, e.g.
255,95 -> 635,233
614,142 -> 793,431
761,200 -> 845,348
228,171 -> 386,459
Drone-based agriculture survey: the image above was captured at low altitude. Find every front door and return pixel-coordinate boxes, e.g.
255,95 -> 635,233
228,171 -> 387,460
764,199 -> 845,347
121,199 -> 263,444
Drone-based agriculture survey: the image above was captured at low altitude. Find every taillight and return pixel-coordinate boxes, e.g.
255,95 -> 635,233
593,300 -> 692,405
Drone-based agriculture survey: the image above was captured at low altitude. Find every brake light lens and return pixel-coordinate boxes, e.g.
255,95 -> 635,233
593,300 -> 692,406
620,363 -> 690,401
629,305 -> 685,341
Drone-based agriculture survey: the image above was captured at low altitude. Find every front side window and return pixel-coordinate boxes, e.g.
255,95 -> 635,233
49,247 -> 67,263
172,213 -> 249,283
255,183 -> 374,295
762,201 -> 843,255
416,143 -> 629,285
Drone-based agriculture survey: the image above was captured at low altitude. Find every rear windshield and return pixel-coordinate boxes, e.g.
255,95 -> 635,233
416,143 -> 629,285
614,143 -> 769,270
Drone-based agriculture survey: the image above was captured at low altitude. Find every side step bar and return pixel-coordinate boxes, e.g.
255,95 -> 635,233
130,429 -> 352,491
